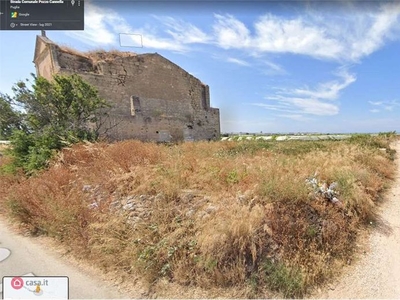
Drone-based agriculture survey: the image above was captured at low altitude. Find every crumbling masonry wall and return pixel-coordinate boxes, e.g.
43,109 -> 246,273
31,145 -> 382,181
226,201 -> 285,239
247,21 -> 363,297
33,35 -> 220,142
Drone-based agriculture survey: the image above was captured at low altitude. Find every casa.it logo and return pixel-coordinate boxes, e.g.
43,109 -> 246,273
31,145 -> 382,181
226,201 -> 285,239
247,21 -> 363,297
11,277 -> 24,290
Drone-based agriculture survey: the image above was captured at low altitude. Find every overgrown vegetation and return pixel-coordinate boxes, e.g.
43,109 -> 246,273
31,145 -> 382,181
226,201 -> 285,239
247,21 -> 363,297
59,45 -> 138,62
0,134 -> 397,298
0,74 -> 110,174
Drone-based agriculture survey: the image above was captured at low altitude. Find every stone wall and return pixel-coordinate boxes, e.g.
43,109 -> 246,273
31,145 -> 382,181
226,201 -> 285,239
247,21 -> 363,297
33,35 -> 220,142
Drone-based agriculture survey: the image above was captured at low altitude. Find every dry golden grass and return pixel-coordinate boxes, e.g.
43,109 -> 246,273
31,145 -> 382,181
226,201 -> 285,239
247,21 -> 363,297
86,49 -> 137,63
57,45 -> 88,58
0,136 -> 397,298
58,45 -> 137,64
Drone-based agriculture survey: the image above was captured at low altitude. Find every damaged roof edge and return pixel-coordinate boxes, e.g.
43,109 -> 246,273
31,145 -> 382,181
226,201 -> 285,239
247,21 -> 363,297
34,34 -> 207,86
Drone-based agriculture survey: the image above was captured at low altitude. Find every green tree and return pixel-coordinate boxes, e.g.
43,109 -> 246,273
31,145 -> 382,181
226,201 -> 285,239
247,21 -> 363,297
0,74 -> 110,174
0,93 -> 26,139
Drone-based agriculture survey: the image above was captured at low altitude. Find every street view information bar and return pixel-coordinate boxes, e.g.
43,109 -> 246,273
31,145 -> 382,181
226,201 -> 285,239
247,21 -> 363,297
2,276 -> 69,299
0,0 -> 84,30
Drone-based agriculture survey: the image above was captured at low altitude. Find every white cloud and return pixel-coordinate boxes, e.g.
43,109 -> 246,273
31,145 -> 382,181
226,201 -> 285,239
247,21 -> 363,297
252,14 -> 343,60
370,109 -> 380,113
278,114 -> 313,121
292,69 -> 356,100
66,4 -> 196,52
213,14 -> 251,49
65,3 -> 123,46
211,54 -> 252,67
153,16 -> 212,44
252,102 -> 297,114
212,3 -> 400,62
226,57 -> 251,66
369,101 -> 383,106
65,2 -> 400,62
252,68 -> 355,117
291,97 -> 339,116
263,61 -> 287,75
213,55 -> 285,74
368,99 -> 400,112
346,2 -> 400,61
253,98 -> 339,116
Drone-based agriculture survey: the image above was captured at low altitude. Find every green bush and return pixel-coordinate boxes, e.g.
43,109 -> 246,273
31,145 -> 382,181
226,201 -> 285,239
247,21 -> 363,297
260,259 -> 305,298
0,74 -> 110,174
348,133 -> 393,150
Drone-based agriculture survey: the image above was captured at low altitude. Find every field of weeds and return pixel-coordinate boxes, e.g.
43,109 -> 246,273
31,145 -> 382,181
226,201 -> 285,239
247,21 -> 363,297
0,135 -> 397,298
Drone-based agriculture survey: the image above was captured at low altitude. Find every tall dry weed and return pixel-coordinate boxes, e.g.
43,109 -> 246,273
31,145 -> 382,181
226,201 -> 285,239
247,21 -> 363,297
197,203 -> 267,285
0,137 -> 396,298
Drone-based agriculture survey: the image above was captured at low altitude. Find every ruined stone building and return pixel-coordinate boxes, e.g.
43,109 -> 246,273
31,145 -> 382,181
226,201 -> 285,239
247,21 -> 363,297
33,33 -> 220,142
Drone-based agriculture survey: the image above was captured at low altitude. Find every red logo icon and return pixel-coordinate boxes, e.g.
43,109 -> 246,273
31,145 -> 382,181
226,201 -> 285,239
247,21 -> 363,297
11,277 -> 24,290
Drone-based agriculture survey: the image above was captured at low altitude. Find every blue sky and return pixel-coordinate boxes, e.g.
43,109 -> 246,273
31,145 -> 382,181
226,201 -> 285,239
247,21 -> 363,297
0,1 -> 399,134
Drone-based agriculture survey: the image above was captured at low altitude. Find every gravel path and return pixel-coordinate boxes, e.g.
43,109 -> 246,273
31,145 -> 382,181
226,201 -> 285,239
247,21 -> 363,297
315,140 -> 400,299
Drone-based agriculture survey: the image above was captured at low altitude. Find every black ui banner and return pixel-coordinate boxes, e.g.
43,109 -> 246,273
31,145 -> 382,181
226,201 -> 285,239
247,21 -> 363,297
0,0 -> 84,30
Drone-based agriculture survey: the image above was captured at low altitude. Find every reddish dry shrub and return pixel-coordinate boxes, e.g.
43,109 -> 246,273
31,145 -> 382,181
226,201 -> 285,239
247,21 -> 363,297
6,166 -> 93,246
268,198 -> 357,285
103,140 -> 164,172
0,173 -> 20,212
56,142 -> 107,168
271,199 -> 355,255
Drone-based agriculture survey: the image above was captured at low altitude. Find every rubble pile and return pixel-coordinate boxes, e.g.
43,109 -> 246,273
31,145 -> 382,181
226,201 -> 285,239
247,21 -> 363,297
306,173 -> 343,206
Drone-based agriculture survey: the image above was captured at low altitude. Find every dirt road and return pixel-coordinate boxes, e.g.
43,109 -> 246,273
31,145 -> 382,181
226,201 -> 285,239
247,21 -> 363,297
0,217 -> 135,299
316,140 -> 400,298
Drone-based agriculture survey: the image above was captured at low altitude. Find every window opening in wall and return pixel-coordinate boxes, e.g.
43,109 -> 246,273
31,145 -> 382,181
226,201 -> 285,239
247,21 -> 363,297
130,96 -> 141,116
130,96 -> 135,116
201,85 -> 207,109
